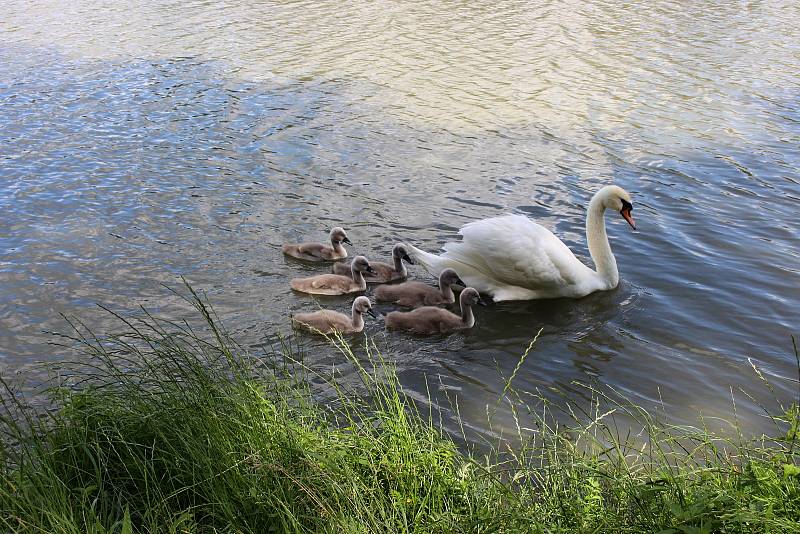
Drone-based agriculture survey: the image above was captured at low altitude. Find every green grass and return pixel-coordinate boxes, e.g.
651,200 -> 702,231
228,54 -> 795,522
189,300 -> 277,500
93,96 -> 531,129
1,288 -> 798,533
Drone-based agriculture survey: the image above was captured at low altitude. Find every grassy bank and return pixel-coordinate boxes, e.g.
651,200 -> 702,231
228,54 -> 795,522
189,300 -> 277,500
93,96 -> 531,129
1,292 -> 798,533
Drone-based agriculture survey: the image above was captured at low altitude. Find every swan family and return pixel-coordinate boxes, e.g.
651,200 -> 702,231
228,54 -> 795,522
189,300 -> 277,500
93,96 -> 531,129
285,185 -> 635,336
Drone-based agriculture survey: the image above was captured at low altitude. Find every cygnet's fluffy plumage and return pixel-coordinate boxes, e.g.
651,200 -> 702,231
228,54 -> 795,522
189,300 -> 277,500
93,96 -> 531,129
292,296 -> 375,334
282,227 -> 351,262
384,288 -> 483,335
290,256 -> 374,295
332,243 -> 413,283
374,268 -> 463,307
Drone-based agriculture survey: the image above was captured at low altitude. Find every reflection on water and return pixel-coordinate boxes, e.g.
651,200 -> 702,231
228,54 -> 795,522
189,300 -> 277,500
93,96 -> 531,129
1,1 -> 799,438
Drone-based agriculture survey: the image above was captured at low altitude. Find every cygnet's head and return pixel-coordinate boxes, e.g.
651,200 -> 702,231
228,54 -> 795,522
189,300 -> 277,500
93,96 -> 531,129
599,185 -> 635,230
439,268 -> 465,288
330,227 -> 352,245
459,287 -> 485,307
352,296 -> 376,317
351,255 -> 376,274
392,243 -> 414,264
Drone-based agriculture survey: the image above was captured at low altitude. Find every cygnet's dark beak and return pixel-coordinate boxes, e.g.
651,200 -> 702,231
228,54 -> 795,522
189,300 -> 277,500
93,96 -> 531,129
619,199 -> 636,230
455,277 -> 467,287
366,265 -> 376,274
366,308 -> 377,318
402,254 -> 414,265
343,237 -> 353,245
477,298 -> 488,306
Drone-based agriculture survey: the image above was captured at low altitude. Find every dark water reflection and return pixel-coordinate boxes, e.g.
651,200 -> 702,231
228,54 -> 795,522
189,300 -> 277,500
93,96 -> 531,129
1,1 -> 799,440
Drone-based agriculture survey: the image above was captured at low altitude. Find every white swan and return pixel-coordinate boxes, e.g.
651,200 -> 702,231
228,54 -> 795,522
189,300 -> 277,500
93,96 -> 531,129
406,185 -> 636,301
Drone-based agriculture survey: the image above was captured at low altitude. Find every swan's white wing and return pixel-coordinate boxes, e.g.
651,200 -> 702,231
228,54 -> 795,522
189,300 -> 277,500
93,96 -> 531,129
442,215 -> 589,290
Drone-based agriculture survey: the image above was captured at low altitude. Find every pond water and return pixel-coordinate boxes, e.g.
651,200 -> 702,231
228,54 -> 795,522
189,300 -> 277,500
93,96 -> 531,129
1,0 -> 799,438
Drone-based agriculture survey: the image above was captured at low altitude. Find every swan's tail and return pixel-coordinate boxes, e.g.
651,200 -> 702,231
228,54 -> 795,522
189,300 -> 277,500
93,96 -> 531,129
405,244 -> 445,276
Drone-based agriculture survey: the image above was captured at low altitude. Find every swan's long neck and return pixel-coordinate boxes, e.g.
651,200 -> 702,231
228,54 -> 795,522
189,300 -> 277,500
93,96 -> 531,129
586,193 -> 619,289
332,240 -> 346,257
350,308 -> 365,330
351,267 -> 367,290
460,297 -> 475,328
392,251 -> 406,276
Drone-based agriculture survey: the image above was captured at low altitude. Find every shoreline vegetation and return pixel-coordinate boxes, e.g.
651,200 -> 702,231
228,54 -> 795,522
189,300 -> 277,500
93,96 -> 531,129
1,289 -> 798,533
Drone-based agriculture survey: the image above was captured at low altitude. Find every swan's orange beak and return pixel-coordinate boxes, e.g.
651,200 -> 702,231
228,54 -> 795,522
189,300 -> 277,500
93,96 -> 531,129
620,206 -> 636,230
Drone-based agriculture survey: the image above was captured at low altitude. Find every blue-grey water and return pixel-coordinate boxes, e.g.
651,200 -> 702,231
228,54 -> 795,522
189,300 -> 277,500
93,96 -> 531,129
1,1 -> 799,438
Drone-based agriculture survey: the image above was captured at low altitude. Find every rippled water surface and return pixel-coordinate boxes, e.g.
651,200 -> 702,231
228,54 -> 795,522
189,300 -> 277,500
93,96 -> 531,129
1,1 -> 799,436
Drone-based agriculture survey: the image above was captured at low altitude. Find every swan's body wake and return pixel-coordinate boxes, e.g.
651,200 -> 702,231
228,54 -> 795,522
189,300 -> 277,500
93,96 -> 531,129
407,185 -> 635,301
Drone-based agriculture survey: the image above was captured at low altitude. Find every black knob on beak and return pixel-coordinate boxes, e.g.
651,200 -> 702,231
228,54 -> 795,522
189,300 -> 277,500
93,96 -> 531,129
619,199 -> 636,230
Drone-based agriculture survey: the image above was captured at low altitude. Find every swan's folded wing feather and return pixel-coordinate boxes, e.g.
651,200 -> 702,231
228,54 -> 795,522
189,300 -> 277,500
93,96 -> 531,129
443,215 -> 583,290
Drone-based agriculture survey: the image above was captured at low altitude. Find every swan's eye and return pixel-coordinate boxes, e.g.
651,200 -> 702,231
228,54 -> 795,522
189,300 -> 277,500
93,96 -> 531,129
620,199 -> 633,212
